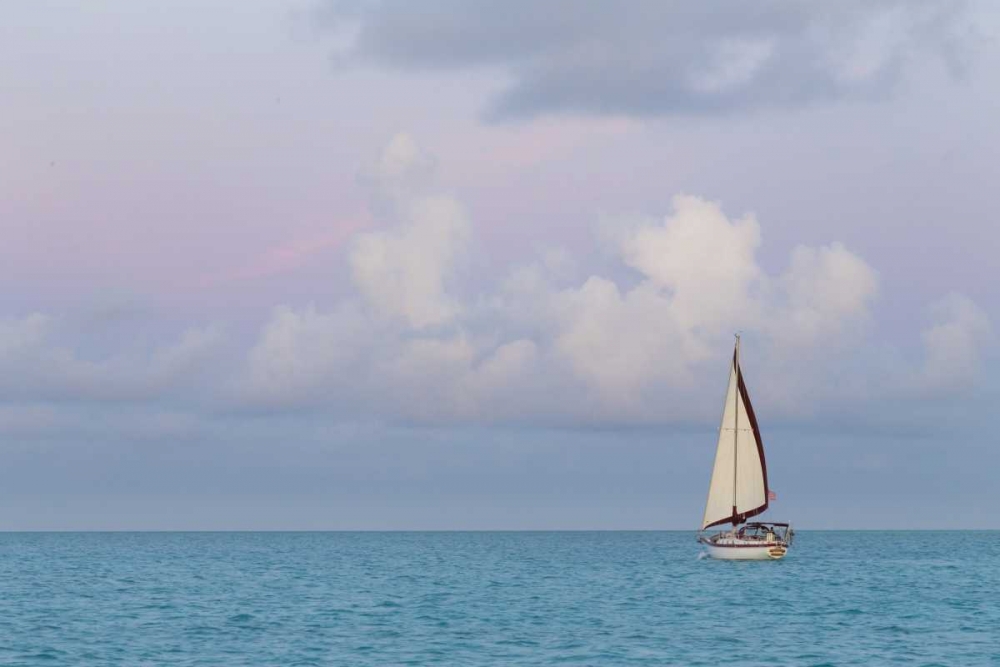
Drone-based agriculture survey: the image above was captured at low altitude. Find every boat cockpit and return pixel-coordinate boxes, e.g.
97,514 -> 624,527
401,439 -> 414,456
698,522 -> 794,547
734,522 -> 792,543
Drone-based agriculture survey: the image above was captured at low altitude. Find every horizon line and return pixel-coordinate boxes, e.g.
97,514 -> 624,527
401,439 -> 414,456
1,528 -> 997,533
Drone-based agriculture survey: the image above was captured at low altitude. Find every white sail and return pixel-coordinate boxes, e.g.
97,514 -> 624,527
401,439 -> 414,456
701,345 -> 769,530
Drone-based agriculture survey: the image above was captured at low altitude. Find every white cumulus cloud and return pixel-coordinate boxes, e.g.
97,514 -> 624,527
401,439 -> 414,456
240,137 -> 935,425
351,194 -> 470,329
12,135 -> 984,433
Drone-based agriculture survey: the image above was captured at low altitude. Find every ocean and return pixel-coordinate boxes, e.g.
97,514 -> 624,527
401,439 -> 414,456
0,531 -> 996,665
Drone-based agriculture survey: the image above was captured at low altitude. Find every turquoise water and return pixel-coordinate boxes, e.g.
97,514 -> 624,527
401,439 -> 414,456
0,532 -> 997,665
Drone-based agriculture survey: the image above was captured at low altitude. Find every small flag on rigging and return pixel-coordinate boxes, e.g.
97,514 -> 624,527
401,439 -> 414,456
768,490 -> 777,501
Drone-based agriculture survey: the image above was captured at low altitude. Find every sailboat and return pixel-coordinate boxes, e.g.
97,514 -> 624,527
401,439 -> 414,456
698,335 -> 793,560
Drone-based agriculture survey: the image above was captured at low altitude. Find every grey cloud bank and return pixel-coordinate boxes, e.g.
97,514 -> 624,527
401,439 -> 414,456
318,0 -> 978,119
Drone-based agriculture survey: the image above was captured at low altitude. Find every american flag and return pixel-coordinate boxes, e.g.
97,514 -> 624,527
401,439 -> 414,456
768,490 -> 777,501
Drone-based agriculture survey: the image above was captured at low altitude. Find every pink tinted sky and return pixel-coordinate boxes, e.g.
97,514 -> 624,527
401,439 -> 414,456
4,1 -> 998,328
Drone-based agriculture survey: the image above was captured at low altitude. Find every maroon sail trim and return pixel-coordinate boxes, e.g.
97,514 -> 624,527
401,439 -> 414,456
735,365 -> 769,522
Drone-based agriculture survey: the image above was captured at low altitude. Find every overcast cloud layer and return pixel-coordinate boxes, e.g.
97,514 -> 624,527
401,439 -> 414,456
319,0 -> 978,119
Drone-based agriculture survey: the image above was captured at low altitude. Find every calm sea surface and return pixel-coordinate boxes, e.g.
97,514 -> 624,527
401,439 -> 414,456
0,531 -> 997,666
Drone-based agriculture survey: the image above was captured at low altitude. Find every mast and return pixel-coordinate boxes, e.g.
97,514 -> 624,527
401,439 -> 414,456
732,334 -> 739,526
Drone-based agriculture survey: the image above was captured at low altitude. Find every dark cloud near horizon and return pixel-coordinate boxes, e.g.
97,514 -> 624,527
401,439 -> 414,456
315,0 -> 977,120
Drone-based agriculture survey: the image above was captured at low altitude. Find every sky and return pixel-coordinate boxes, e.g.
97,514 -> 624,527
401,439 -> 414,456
1,0 -> 998,529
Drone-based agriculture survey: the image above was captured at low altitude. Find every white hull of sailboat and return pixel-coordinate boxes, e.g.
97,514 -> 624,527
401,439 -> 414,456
704,542 -> 788,560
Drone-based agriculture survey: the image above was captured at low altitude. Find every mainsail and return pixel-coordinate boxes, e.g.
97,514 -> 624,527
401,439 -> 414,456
701,339 -> 769,530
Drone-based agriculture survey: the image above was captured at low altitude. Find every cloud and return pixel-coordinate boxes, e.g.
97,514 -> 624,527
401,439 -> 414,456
919,293 -> 994,393
358,131 -> 438,214
617,195 -> 763,332
549,278 -> 699,414
0,315 -> 223,402
243,135 -> 981,426
770,242 -> 879,348
315,0 -> 976,120
517,199 -> 879,419
351,193 -> 470,329
348,132 -> 471,329
244,303 -> 372,408
4,135 -> 991,432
